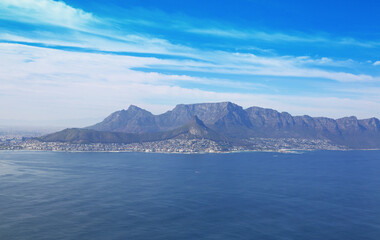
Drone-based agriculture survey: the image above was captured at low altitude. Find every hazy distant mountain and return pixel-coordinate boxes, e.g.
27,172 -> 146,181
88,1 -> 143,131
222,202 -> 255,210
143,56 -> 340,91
41,102 -> 380,149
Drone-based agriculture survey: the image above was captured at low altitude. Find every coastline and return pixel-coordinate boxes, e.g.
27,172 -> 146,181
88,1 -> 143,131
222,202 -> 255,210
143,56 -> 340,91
0,137 -> 348,154
1,148 -> 379,155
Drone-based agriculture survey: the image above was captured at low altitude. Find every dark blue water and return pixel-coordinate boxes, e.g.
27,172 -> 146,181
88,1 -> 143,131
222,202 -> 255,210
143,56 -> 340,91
0,151 -> 380,240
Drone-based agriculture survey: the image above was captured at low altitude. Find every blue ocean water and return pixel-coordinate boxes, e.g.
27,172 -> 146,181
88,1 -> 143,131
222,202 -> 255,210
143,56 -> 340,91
0,151 -> 380,240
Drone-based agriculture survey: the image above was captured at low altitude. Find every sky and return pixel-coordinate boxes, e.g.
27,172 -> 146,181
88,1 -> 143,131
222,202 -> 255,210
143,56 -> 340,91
1,0 -> 380,127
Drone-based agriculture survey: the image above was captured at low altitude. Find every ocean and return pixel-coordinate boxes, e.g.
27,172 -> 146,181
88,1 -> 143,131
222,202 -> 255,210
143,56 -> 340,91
0,151 -> 380,240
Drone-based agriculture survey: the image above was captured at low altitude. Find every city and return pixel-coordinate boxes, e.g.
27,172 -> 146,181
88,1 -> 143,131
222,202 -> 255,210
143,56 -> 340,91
0,135 -> 346,153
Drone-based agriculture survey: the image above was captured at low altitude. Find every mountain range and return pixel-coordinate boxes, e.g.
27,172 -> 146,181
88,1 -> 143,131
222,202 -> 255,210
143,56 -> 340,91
39,102 -> 380,149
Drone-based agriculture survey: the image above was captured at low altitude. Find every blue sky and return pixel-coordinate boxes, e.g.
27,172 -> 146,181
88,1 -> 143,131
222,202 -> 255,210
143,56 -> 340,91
0,0 -> 380,126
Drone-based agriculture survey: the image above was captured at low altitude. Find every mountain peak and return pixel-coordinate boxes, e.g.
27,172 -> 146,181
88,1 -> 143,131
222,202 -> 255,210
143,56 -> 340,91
86,104 -> 155,133
127,105 -> 145,112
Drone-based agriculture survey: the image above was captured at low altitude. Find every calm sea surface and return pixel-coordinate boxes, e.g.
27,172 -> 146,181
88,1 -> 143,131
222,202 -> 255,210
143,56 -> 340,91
0,151 -> 380,240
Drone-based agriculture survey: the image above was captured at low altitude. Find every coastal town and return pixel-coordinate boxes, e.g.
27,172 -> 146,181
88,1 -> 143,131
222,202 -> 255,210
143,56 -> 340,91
0,134 -> 346,153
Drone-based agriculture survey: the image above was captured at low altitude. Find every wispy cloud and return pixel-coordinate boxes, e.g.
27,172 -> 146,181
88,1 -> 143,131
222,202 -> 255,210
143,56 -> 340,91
186,27 -> 325,43
4,29 -> 376,84
96,6 -> 380,49
140,51 -> 378,83
3,0 -> 375,50
1,43 -> 379,125
0,0 -> 97,30
0,1 -> 380,125
2,0 -> 378,83
187,27 -> 380,48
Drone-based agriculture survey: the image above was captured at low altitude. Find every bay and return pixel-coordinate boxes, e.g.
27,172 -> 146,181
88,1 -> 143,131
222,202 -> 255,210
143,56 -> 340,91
0,151 -> 380,240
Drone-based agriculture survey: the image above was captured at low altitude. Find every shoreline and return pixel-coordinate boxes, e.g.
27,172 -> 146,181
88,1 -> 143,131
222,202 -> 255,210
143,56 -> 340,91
1,148 -> 379,154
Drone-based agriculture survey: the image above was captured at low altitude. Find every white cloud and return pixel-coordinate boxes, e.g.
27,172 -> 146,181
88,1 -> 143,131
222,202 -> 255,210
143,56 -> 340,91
5,30 -> 375,84
0,0 -> 96,30
1,43 -> 379,127
0,0 -> 378,84
374,61 -> 380,66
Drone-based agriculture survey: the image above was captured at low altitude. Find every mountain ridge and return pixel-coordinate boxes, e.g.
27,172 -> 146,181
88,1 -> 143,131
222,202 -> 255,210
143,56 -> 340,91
42,102 -> 380,149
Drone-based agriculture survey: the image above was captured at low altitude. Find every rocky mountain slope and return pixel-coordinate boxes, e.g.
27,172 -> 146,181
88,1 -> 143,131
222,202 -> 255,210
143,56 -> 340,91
41,102 -> 380,149
39,116 -> 226,144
